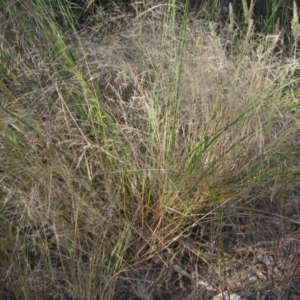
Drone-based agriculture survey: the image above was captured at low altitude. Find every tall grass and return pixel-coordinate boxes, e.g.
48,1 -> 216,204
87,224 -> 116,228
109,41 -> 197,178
1,0 -> 300,299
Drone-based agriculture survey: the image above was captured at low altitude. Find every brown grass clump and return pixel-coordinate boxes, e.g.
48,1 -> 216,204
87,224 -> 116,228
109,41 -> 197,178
1,1 -> 300,299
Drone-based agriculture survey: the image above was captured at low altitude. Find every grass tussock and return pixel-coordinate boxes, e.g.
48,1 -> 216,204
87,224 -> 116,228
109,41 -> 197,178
1,1 -> 300,299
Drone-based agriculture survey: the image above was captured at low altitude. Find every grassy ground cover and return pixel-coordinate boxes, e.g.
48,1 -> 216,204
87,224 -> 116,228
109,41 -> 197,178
1,1 -> 300,299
